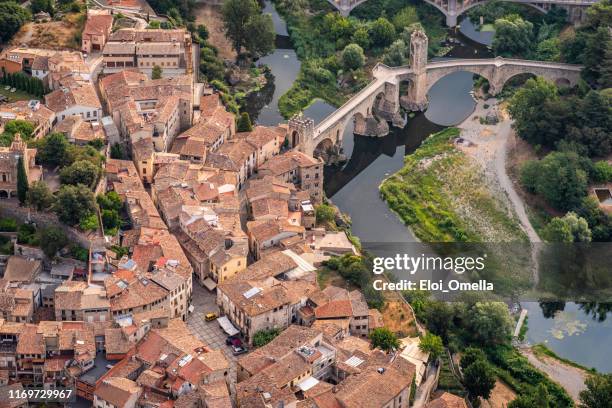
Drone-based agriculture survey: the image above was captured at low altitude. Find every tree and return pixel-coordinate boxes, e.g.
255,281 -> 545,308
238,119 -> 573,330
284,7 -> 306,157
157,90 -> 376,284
369,327 -> 400,352
237,112 -> 253,132
244,13 -> 275,58
30,0 -> 53,15
543,212 -> 592,243
4,120 -> 35,140
423,301 -> 455,343
579,373 -> 612,408
341,43 -> 365,71
60,160 -> 101,188
383,40 -> 408,67
16,157 -> 28,205
460,347 -> 487,372
493,14 -> 534,57
419,333 -> 444,361
315,203 -> 336,225
36,133 -> 69,167
97,191 -> 122,212
253,328 -> 281,347
101,209 -> 121,231
370,17 -> 396,48
38,226 -> 67,258
197,24 -> 209,41
221,0 -> 259,55
351,26 -> 371,49
152,65 -> 162,79
54,184 -> 97,226
110,143 -> 127,160
519,152 -> 589,211
463,359 -> 496,402
26,181 -> 54,211
0,2 -> 31,42
507,77 -> 558,146
79,213 -> 99,231
509,384 -> 550,408
392,6 -> 419,31
599,41 -> 612,88
582,27 -> 610,86
464,302 -> 513,346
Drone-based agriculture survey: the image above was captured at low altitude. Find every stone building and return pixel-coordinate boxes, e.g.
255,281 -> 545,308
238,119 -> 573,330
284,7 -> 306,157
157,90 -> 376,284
0,134 -> 42,199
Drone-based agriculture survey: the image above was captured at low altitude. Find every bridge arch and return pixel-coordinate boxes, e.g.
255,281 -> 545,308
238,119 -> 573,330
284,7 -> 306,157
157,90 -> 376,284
313,137 -> 335,159
456,0 -> 548,19
425,67 -> 494,95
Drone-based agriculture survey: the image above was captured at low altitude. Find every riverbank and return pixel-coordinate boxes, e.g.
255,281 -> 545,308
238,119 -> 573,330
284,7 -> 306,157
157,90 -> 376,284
379,124 -> 526,244
379,114 -> 535,294
521,345 -> 589,403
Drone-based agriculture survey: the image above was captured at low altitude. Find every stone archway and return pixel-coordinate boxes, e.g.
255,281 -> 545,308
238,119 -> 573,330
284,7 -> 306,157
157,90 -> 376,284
0,190 -> 9,199
313,138 -> 335,160
291,130 -> 300,148
555,77 -> 571,88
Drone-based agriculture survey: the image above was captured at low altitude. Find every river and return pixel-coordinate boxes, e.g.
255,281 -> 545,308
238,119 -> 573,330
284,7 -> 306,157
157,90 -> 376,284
245,2 -> 611,373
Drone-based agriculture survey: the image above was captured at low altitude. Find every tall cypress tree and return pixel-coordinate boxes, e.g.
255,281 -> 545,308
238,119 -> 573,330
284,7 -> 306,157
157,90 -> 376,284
17,156 -> 28,205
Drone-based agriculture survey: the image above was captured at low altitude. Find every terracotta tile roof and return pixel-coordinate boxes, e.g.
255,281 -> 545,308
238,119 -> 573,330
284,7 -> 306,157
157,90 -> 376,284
314,300 -> 353,319
3,256 -> 41,283
16,324 -> 44,355
259,150 -> 320,176
45,83 -> 101,112
251,197 -> 289,220
238,125 -> 285,149
83,13 -> 113,36
95,377 -> 142,407
245,176 -> 293,202
105,327 -> 134,355
136,369 -> 164,388
331,351 -> 416,408
233,252 -> 297,281
238,325 -> 320,375
200,380 -> 232,408
425,393 -> 468,408
247,219 -> 304,243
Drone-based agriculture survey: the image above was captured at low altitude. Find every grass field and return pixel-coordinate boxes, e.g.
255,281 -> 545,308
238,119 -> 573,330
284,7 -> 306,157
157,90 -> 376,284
0,87 -> 37,103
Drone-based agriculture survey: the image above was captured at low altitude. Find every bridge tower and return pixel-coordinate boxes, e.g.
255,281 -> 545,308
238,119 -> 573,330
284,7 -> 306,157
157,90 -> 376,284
288,114 -> 315,155
403,29 -> 429,111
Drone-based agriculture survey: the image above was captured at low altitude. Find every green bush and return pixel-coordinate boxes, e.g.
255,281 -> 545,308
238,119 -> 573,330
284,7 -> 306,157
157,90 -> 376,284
0,218 -> 18,232
253,328 -> 281,348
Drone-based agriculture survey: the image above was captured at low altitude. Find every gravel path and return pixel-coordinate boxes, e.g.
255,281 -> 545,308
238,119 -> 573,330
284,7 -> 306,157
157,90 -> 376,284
521,348 -> 588,403
457,99 -> 541,284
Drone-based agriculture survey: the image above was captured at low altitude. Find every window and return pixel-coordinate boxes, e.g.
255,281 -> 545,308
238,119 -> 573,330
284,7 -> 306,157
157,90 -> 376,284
87,111 -> 91,118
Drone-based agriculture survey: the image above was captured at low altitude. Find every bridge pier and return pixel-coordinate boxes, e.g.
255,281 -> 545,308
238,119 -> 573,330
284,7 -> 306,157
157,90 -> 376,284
446,13 -> 458,27
354,114 -> 389,137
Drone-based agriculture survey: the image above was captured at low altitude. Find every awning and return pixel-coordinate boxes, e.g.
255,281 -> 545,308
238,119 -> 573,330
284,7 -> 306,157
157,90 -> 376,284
217,316 -> 239,336
202,278 -> 217,291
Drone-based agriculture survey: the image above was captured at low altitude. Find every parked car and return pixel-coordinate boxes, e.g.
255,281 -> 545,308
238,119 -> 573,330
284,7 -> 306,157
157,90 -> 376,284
226,336 -> 243,347
205,312 -> 218,321
232,345 -> 248,355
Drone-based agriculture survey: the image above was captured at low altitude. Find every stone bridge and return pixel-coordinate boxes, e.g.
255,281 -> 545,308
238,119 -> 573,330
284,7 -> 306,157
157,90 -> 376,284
290,30 -> 582,157
327,0 -> 599,26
